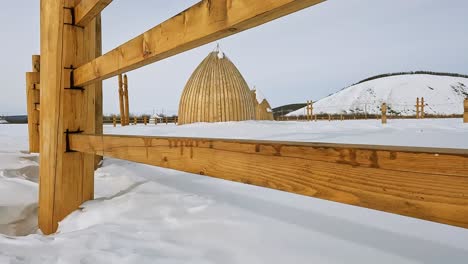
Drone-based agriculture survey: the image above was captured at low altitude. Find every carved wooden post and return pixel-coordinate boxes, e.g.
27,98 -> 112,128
421,97 -> 425,119
39,0 -> 101,234
26,55 -> 41,153
134,116 -> 137,125
113,116 -> 116,127
118,74 -> 125,126
381,103 -> 387,124
464,99 -> 468,123
123,74 -> 130,125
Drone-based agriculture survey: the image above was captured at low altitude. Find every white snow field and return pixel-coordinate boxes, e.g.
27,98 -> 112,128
288,74 -> 468,116
1,120 -> 468,263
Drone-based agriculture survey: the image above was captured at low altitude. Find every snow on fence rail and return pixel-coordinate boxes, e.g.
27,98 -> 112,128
31,0 -> 468,235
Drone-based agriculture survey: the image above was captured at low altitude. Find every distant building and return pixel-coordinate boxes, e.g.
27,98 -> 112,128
251,89 -> 274,120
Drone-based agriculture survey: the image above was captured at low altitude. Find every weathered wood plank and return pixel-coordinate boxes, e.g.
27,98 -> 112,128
73,0 -> 325,86
69,134 -> 468,228
74,0 -> 112,27
39,0 -> 100,234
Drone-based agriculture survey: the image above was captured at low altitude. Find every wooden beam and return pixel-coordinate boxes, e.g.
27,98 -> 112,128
74,0 -> 112,27
73,0 -> 325,86
39,0 -> 101,234
69,134 -> 468,228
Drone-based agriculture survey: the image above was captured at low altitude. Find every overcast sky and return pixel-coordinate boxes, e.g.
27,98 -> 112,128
1,0 -> 467,115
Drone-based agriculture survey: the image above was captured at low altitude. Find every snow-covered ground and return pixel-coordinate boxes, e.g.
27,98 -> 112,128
1,120 -> 468,263
288,74 -> 468,116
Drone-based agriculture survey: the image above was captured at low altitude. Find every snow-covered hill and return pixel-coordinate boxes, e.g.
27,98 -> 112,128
288,74 -> 468,116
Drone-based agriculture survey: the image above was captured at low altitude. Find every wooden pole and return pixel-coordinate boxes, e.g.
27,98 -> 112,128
144,116 -> 147,125
464,99 -> 468,123
133,116 -> 137,125
26,55 -> 41,153
165,116 -> 168,125
421,97 -> 425,119
118,74 -> 125,126
123,74 -> 130,125
39,0 -> 101,234
381,103 -> 387,124
416,97 -> 420,119
113,116 -> 116,127
32,55 -> 40,73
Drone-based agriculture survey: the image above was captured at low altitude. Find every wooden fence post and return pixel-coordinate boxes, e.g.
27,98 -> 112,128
39,0 -> 101,234
421,97 -> 425,119
144,116 -> 147,125
464,99 -> 468,123
26,55 -> 41,153
381,103 -> 387,124
416,97 -> 420,119
118,74 -> 125,126
165,116 -> 168,125
113,116 -> 116,127
134,116 -> 137,125
123,74 -> 130,125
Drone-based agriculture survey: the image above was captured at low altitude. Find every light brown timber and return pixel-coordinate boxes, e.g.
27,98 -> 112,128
39,0 -> 100,234
26,71 -> 40,153
123,74 -> 129,125
32,55 -> 40,72
118,74 -> 125,126
73,0 -> 326,87
69,133 -> 468,228
381,103 -> 387,124
74,0 -> 112,27
464,99 -> 468,123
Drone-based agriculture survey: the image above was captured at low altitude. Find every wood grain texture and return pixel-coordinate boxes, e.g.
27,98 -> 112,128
69,134 -> 468,228
74,0 -> 112,27
39,0 -> 100,234
73,0 -> 326,87
26,72 -> 40,153
178,51 -> 255,125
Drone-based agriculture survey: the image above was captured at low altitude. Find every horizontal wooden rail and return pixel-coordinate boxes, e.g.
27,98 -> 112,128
75,0 -> 112,27
73,0 -> 325,86
69,134 -> 468,228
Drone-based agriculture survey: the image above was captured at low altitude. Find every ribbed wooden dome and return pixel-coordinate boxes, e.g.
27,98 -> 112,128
178,51 -> 256,125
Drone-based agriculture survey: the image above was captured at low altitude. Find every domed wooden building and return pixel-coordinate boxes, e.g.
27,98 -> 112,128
178,50 -> 256,125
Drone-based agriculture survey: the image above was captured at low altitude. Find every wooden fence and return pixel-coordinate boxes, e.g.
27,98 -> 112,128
30,0 -> 468,234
